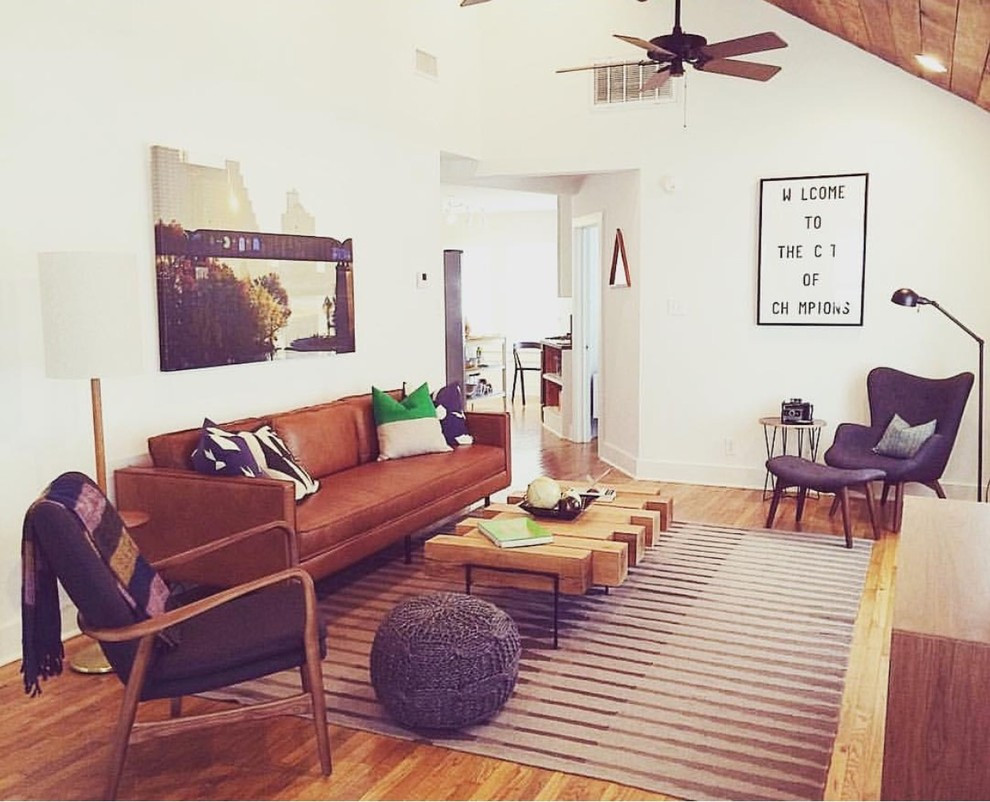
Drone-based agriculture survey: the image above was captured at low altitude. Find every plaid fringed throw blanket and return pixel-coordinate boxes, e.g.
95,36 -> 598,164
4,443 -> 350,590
21,472 -> 173,696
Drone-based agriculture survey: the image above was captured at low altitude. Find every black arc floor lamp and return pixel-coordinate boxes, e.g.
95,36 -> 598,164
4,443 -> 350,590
891,288 -> 984,501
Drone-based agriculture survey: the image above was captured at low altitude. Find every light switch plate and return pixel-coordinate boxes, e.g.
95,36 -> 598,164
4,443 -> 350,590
416,270 -> 431,288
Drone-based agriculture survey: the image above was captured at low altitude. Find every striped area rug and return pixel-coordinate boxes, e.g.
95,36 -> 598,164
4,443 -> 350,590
210,521 -> 873,801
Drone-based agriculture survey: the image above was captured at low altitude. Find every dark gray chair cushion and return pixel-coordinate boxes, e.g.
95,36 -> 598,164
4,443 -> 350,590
767,455 -> 885,492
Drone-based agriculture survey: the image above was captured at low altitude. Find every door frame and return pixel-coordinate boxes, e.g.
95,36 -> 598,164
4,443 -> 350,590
571,212 -> 602,443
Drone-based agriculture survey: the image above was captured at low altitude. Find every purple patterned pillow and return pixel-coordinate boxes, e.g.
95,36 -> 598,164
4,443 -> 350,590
190,419 -> 264,477
432,382 -> 474,447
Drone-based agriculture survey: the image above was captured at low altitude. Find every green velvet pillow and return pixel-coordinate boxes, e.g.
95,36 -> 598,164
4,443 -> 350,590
372,383 -> 452,460
873,413 -> 937,459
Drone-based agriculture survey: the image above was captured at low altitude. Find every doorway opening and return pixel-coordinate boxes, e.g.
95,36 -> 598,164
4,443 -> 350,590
572,213 -> 602,444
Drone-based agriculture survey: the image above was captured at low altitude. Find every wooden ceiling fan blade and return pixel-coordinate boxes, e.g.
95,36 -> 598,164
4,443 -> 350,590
614,34 -> 675,58
556,60 -> 653,74
701,32 -> 787,60
697,58 -> 781,81
642,67 -> 672,91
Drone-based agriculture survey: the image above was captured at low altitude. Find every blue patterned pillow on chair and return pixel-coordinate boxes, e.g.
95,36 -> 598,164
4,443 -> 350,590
190,419 -> 264,477
873,413 -> 937,458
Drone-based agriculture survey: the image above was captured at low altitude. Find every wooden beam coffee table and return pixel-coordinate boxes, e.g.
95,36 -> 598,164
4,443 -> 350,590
424,479 -> 673,647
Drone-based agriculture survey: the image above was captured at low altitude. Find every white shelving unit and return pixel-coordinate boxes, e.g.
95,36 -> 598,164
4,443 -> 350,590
464,334 -> 506,410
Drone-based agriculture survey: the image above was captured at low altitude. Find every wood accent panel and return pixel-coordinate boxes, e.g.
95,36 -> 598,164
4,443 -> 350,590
889,0 -> 925,67
764,0 -> 990,113
507,482 -> 673,533
459,505 -> 645,566
920,0 -> 958,89
880,495 -> 990,800
424,533 -> 593,594
453,519 -> 629,586
954,0 -> 990,98
890,495 -> 990,643
494,498 -> 661,546
883,631 -> 990,799
859,0 -> 899,61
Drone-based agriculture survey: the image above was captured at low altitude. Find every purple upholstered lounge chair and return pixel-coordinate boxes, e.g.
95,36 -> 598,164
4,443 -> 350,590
823,367 -> 974,531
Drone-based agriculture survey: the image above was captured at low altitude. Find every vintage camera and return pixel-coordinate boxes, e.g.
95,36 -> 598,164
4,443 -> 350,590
781,398 -> 814,424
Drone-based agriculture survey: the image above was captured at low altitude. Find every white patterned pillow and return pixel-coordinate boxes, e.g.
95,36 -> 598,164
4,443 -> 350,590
873,413 -> 937,459
241,425 -> 320,502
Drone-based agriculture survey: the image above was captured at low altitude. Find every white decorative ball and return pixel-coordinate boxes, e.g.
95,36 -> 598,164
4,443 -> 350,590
525,476 -> 562,509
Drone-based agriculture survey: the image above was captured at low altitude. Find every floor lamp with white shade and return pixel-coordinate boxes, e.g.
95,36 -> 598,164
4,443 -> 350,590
38,251 -> 144,672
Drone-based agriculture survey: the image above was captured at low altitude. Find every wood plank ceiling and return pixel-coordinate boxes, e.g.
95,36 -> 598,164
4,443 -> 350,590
763,0 -> 990,113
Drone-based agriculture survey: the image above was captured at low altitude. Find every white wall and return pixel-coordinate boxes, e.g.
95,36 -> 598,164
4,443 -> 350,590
0,0 -> 478,664
443,209 -> 569,354
467,0 -> 990,494
572,172 -> 642,473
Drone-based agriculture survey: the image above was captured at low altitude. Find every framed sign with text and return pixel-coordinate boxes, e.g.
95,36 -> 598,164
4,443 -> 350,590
757,172 -> 868,326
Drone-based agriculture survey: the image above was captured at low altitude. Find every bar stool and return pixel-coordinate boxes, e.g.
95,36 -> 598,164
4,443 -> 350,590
511,341 -> 542,405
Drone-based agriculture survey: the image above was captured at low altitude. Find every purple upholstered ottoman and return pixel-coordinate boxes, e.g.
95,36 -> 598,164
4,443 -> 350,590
765,455 -> 886,547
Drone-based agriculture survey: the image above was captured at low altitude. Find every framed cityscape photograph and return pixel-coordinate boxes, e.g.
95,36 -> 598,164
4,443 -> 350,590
151,145 -> 355,372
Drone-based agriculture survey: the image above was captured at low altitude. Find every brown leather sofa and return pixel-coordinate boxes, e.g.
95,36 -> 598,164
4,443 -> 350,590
114,390 -> 511,583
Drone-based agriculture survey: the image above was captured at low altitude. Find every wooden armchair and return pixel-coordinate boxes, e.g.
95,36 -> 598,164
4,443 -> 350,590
22,472 -> 330,799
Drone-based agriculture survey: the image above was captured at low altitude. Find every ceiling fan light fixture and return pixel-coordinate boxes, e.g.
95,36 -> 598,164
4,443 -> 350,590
915,53 -> 948,73
560,3 -> 786,87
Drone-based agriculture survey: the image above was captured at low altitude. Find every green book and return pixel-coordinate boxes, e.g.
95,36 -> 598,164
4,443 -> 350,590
478,517 -> 553,548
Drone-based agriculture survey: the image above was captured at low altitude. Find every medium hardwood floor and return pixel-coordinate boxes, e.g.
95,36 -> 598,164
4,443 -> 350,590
0,399 -> 892,801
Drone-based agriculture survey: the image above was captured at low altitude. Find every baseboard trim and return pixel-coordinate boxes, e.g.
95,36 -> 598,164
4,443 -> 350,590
633,459 -> 766,490
596,440 -> 637,478
0,601 -> 79,669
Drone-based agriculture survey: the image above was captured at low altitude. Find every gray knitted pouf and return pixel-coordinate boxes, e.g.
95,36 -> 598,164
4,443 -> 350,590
369,592 -> 521,730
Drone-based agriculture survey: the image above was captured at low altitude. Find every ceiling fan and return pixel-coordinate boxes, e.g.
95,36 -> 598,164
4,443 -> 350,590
557,0 -> 787,89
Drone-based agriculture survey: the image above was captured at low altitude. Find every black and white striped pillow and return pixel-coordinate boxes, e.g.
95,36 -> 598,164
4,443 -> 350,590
242,425 -> 320,502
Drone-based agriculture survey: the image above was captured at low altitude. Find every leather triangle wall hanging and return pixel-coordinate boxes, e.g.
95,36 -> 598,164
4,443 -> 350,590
609,228 -> 631,287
